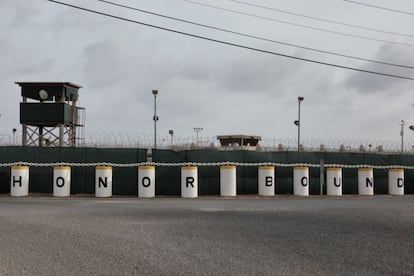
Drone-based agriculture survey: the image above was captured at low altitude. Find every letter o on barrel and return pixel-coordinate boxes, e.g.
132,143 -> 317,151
138,166 -> 155,198
53,166 -> 71,197
10,166 -> 29,197
388,168 -> 404,196
293,167 -> 309,196
181,166 -> 198,198
95,166 -> 112,198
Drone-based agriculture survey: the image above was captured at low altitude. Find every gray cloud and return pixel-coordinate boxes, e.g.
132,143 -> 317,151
345,44 -> 414,94
1,0 -> 414,145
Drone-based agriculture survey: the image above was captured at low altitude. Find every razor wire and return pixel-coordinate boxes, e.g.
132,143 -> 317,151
1,161 -> 414,170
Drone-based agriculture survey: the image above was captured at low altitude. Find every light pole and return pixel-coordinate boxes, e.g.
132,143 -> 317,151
12,128 -> 17,145
400,120 -> 406,153
193,127 -> 203,146
294,97 -> 304,152
169,129 -> 174,147
152,90 -> 159,150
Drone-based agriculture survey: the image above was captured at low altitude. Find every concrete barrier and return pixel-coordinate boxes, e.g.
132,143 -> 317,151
53,166 -> 71,197
220,166 -> 236,196
293,167 -> 309,196
181,166 -> 198,198
95,166 -> 112,198
10,166 -> 29,197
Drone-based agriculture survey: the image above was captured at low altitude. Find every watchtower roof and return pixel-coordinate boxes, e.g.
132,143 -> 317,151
15,82 -> 82,89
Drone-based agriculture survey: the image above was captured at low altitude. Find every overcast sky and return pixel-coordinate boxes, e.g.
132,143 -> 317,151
1,0 -> 414,148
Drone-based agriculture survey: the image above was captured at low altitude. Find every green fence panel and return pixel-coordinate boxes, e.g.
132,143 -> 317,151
1,147 -> 414,195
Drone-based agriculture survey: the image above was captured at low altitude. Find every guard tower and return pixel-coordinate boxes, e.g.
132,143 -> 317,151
16,82 -> 85,147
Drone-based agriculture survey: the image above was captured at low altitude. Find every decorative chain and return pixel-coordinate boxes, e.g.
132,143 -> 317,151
0,161 -> 413,169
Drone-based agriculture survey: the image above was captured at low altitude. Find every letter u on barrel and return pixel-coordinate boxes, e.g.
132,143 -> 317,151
326,168 -> 342,196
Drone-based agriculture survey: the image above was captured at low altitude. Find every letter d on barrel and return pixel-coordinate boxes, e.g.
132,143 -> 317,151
294,167 -> 309,196
53,166 -> 71,197
138,166 -> 155,198
388,168 -> 404,196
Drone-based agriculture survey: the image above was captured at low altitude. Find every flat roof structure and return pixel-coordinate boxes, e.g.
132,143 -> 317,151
217,135 -> 261,148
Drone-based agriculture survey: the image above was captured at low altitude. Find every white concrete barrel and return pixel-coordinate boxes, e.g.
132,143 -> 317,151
95,166 -> 112,198
10,166 -> 29,197
358,168 -> 374,195
258,166 -> 275,196
326,168 -> 342,196
388,168 -> 404,196
220,165 -> 236,196
138,166 -> 155,198
181,166 -> 198,198
53,166 -> 71,197
293,167 -> 309,196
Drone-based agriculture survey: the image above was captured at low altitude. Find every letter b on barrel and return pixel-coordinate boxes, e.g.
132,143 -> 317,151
258,166 -> 275,196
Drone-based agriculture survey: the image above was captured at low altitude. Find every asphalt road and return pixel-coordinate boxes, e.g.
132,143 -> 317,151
0,195 -> 413,276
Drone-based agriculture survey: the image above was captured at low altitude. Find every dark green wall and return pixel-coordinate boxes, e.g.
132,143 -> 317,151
0,146 -> 413,195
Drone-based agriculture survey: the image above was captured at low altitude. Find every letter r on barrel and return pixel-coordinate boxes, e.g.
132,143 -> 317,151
186,177 -> 195,188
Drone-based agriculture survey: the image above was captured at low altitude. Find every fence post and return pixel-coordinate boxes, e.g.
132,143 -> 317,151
320,159 -> 324,195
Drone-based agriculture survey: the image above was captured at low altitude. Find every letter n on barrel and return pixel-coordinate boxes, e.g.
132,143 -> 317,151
358,168 -> 374,196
